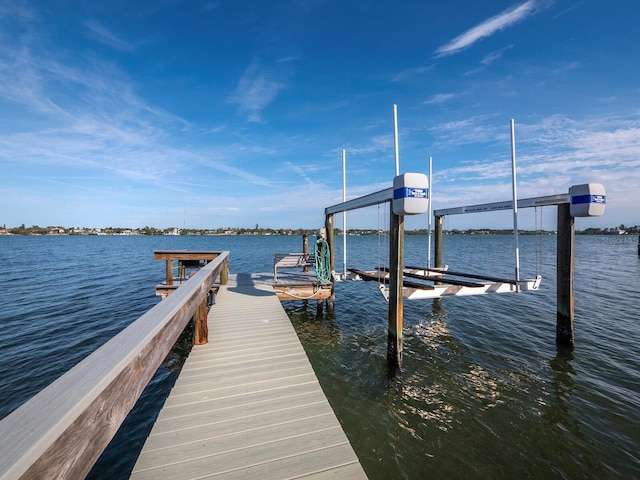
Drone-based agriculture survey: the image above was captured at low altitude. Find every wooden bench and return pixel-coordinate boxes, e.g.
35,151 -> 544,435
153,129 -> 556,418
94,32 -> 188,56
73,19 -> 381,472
274,253 -> 315,282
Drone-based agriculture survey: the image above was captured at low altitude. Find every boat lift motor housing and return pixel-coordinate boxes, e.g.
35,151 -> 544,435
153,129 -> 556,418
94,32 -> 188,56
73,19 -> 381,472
569,183 -> 606,217
393,173 -> 429,215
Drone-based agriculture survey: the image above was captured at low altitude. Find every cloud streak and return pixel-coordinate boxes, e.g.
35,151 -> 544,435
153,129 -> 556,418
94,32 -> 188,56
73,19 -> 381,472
228,58 -> 288,122
435,0 -> 540,57
0,30 -> 278,194
84,21 -> 135,52
425,93 -> 459,105
427,114 -> 640,216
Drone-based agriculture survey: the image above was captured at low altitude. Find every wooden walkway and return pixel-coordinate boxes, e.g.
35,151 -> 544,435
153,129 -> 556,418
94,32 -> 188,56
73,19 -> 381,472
131,274 -> 367,479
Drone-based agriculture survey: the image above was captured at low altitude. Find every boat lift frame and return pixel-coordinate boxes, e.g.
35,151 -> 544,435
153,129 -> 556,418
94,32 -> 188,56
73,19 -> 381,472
324,108 -> 592,367
325,186 -> 581,366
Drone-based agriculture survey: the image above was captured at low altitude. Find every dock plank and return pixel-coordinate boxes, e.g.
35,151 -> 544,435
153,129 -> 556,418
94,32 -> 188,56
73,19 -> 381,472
131,280 -> 367,479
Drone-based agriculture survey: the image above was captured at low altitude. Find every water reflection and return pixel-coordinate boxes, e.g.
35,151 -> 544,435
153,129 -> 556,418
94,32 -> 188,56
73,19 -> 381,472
545,346 -> 576,426
284,301 -> 340,347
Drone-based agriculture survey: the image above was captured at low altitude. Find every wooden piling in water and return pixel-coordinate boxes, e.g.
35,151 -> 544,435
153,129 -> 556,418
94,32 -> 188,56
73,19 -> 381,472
325,214 -> 336,310
556,203 -> 575,346
388,210 -> 404,368
325,214 -> 335,273
165,260 -> 173,286
303,234 -> 309,272
434,214 -> 444,270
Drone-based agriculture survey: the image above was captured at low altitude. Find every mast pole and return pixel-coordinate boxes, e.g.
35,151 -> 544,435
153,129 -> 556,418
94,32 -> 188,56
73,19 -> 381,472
342,149 -> 347,279
510,119 -> 521,291
427,156 -> 433,269
393,104 -> 400,176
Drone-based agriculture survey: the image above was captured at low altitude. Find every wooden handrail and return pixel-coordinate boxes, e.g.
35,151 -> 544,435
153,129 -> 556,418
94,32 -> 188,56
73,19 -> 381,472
154,250 -> 224,286
0,251 -> 230,480
153,250 -> 223,261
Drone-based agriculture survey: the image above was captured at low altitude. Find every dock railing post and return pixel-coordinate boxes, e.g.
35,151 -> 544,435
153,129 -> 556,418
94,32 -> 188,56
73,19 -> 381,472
194,297 -> 209,345
189,271 -> 209,345
220,258 -> 229,285
557,203 -> 575,345
388,209 -> 404,368
165,260 -> 173,286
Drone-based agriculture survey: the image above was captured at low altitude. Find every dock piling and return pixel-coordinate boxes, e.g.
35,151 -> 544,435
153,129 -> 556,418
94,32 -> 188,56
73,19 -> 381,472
303,234 -> 309,272
165,260 -> 173,286
325,213 -> 336,311
388,210 -> 404,368
434,215 -> 444,272
556,203 -> 575,346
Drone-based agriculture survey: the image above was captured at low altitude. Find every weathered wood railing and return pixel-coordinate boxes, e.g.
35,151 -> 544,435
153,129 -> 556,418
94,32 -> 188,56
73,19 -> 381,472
0,251 -> 229,480
154,250 -> 226,286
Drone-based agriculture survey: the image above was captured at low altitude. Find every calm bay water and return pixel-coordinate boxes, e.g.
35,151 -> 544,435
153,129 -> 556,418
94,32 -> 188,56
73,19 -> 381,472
0,234 -> 638,479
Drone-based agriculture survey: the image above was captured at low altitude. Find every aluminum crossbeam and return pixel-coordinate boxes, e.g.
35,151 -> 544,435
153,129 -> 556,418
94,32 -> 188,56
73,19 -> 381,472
325,188 -> 569,218
325,187 -> 393,215
434,193 -> 569,217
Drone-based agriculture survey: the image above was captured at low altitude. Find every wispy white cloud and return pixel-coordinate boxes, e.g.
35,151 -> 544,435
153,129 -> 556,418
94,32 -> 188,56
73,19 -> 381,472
392,65 -> 432,83
228,58 -> 289,122
480,45 -> 513,66
464,46 -> 514,75
285,161 -> 314,185
201,2 -> 222,13
346,134 -> 394,156
84,21 -> 135,52
547,61 -> 581,79
435,0 -> 541,57
0,3 -> 35,24
0,26 -> 279,194
429,114 -> 640,217
425,93 -> 458,105
429,115 -> 500,146
552,5 -> 577,20
276,56 -> 299,63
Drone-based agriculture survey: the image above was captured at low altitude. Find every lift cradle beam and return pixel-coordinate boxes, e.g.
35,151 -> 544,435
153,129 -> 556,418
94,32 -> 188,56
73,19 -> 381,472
350,268 -> 541,300
405,265 -> 521,285
398,277 -> 541,300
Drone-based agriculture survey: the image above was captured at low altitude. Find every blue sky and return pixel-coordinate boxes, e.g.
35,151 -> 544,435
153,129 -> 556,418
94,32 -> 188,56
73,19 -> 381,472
1,0 -> 639,230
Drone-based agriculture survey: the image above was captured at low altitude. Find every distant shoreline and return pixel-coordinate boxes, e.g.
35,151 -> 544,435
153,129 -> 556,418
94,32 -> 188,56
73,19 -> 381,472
0,227 -> 636,237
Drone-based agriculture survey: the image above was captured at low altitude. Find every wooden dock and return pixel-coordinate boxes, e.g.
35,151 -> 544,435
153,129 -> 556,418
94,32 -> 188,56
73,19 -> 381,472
157,272 -> 334,303
131,274 -> 367,479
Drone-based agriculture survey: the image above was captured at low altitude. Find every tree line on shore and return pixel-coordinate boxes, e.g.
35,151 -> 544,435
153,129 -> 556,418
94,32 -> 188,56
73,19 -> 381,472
1,224 -> 638,236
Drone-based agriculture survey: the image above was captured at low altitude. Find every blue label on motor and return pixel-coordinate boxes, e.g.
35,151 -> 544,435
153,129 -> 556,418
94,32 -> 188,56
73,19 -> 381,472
393,187 -> 428,200
571,194 -> 606,205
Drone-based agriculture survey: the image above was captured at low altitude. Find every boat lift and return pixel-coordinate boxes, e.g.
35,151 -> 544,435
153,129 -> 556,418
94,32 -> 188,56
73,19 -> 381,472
326,180 -> 605,298
328,119 -> 544,301
324,108 -> 606,366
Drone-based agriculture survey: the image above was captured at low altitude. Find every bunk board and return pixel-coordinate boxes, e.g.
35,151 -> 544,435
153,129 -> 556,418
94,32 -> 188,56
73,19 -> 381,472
348,267 -> 541,300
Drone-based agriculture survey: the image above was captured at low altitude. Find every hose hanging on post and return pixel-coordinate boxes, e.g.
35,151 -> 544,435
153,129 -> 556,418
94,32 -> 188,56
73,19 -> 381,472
314,237 -> 332,285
